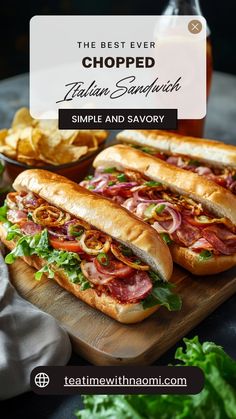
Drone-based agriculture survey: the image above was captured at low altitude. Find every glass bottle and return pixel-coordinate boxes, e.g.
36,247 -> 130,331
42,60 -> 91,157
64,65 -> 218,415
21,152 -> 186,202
162,0 -> 213,137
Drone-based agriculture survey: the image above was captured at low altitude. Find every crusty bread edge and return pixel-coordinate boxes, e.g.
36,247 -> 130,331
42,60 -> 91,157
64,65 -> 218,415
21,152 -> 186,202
93,145 -> 236,226
0,223 -> 158,324
170,244 -> 236,275
117,130 -> 236,168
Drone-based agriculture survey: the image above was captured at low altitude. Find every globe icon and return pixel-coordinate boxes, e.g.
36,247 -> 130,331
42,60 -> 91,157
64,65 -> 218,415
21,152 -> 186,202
34,372 -> 50,388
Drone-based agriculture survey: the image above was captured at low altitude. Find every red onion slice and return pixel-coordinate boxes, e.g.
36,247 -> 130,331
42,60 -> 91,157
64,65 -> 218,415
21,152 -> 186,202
195,166 -> 213,176
48,229 -> 73,241
122,197 -> 137,212
229,180 -> 236,193
107,182 -> 138,190
136,203 -> 150,218
153,207 -> 182,234
93,179 -> 109,192
133,190 -> 163,203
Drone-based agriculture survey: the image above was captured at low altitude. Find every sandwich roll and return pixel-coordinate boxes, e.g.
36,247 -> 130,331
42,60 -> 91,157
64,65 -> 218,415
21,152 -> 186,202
117,130 -> 236,195
81,145 -> 236,275
117,130 -> 236,168
93,145 -> 236,226
0,224 -> 158,324
0,170 -> 179,324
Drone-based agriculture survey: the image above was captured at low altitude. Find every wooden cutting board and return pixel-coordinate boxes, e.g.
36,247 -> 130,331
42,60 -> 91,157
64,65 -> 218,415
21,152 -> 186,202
9,259 -> 236,366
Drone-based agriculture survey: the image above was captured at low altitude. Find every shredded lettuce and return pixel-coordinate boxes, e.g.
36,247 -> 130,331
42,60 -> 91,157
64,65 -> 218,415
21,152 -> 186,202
75,337 -> 236,419
4,227 -> 90,290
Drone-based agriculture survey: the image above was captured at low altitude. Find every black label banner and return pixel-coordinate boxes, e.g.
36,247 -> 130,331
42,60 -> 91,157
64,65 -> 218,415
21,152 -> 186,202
31,366 -> 204,395
58,108 -> 177,130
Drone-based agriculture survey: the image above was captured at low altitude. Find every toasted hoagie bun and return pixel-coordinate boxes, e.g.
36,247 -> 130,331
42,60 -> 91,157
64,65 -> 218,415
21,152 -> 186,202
170,245 -> 236,276
117,130 -> 236,168
1,169 -> 175,323
93,145 -> 236,275
94,145 -> 236,226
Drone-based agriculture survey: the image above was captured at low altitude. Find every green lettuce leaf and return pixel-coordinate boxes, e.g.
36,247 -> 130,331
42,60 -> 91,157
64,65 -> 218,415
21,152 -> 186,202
5,223 -> 22,240
142,271 -> 182,311
5,228 -> 90,289
0,202 -> 8,222
75,337 -> 236,419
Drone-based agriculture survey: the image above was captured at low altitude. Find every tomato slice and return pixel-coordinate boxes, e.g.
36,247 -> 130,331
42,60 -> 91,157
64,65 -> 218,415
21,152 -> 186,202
214,177 -> 227,187
50,238 -> 83,253
154,152 -> 166,160
94,257 -> 134,278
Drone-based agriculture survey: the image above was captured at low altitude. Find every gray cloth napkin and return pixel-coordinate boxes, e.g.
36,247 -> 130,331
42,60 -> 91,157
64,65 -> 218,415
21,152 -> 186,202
0,251 -> 72,399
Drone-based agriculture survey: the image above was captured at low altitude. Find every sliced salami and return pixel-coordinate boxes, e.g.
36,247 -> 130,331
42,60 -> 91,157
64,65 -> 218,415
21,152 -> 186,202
20,221 -> 42,235
202,226 -> 236,255
173,221 -> 201,247
7,209 -> 28,224
108,271 -> 152,303
81,260 -> 113,285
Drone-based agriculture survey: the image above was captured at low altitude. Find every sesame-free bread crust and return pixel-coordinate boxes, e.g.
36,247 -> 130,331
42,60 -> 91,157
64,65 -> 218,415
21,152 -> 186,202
117,130 -> 236,168
94,145 -> 236,226
170,244 -> 236,275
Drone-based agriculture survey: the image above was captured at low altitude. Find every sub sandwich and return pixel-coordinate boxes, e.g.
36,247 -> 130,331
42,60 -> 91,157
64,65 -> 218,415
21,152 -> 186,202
81,145 -> 236,275
0,169 -> 180,324
117,130 -> 236,195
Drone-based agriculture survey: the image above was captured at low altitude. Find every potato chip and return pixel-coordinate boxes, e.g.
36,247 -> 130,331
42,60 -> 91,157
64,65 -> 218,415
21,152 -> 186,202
17,156 -> 41,166
5,130 -> 20,150
88,130 -> 108,145
0,129 -> 8,142
37,119 -> 58,133
17,127 -> 42,159
72,130 -> 107,148
56,144 -> 88,165
72,131 -> 97,148
12,107 -> 34,128
40,143 -> 88,165
0,129 -> 17,158
0,108 -> 108,166
0,145 -> 17,158
37,131 -> 63,157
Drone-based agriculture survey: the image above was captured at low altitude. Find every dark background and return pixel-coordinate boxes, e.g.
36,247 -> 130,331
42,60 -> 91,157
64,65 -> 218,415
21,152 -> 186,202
0,0 -> 235,81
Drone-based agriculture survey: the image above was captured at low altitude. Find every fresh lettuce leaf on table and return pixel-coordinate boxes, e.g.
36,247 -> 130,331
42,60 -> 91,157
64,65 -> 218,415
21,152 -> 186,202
75,337 -> 236,419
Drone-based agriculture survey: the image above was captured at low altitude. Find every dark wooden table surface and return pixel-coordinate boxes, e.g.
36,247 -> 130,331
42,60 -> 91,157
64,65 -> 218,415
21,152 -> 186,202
1,72 -> 236,419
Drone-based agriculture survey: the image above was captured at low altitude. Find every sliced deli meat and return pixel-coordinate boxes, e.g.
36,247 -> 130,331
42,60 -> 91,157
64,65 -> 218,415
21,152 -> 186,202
0,169 -> 180,323
174,222 -> 202,247
117,139 -> 236,195
191,238 -> 213,250
20,221 -> 42,235
7,209 -> 28,224
81,260 -> 114,285
83,162 -> 236,257
4,189 -> 167,306
202,226 -> 236,256
108,271 -> 152,303
94,258 -> 134,278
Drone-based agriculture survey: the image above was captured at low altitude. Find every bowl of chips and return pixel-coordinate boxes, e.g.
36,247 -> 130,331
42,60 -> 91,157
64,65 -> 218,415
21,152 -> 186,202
0,108 -> 108,182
